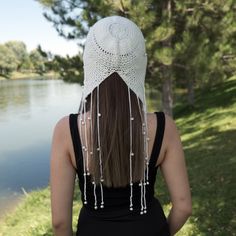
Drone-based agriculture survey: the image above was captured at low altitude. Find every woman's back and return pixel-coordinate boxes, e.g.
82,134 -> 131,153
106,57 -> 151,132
68,111 -> 170,235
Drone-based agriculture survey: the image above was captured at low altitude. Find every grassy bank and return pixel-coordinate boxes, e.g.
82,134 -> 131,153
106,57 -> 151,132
0,186 -> 82,236
0,76 -> 235,236
0,71 -> 60,80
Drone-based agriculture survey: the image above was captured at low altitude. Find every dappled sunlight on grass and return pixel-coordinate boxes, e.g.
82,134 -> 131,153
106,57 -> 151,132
174,76 -> 236,235
155,76 -> 236,235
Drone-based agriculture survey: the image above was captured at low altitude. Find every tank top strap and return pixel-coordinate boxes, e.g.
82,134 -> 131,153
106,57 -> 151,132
69,113 -> 83,173
148,111 -> 166,168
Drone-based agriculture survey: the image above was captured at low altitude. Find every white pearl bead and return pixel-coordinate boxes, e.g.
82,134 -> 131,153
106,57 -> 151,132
130,117 -> 134,120
88,117 -> 91,120
97,147 -> 100,151
130,207 -> 133,211
130,182 -> 133,186
130,152 -> 134,156
98,113 -> 101,117
94,206 -> 98,209
84,201 -> 87,204
100,205 -> 104,208
90,151 -> 93,155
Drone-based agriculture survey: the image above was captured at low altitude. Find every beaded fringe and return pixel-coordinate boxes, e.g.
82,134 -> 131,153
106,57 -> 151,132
79,84 -> 150,214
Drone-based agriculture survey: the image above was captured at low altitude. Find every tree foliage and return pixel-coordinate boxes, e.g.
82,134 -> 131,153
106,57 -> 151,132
51,54 -> 84,82
4,41 -> 29,71
0,41 -> 54,77
0,44 -> 18,77
36,0 -> 236,113
29,49 -> 46,75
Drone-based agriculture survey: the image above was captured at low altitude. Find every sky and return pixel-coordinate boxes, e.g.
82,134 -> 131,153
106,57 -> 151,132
0,0 -> 80,56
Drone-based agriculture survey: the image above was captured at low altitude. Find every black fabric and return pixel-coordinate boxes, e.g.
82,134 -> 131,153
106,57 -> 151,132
69,111 -> 170,236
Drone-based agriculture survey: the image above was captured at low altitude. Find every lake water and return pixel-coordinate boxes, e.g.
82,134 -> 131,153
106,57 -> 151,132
0,78 -> 160,218
0,79 -> 82,217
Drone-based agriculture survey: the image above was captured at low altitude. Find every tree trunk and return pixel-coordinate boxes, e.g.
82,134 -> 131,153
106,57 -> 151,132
187,77 -> 195,107
161,0 -> 173,117
161,74 -> 173,117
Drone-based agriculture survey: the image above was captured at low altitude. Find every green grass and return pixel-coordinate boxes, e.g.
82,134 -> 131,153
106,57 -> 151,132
0,76 -> 235,235
157,76 -> 236,235
0,186 -> 82,236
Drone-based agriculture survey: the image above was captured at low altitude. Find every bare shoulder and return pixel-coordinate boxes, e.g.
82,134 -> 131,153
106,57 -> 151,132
147,111 -> 180,144
164,112 -> 182,145
152,111 -> 182,166
52,115 -> 71,150
54,115 -> 70,130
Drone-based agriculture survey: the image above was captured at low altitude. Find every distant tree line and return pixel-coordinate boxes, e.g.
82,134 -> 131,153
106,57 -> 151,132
0,40 -> 83,83
0,41 -> 47,77
36,0 -> 236,116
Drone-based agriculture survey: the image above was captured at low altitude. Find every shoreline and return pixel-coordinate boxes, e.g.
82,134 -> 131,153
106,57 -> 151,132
0,193 -> 25,223
0,71 -> 60,81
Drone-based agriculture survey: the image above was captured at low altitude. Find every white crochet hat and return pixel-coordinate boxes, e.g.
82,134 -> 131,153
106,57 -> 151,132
83,15 -> 147,104
79,15 -> 150,215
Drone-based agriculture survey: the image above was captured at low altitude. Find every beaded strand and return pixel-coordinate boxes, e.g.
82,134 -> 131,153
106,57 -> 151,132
136,92 -> 149,214
79,87 -> 88,205
142,84 -> 150,214
97,84 -> 104,209
128,87 -> 134,211
88,90 -> 93,159
83,98 -> 90,176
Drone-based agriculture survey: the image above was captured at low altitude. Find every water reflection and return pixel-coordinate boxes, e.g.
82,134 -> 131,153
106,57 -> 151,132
0,79 -> 82,215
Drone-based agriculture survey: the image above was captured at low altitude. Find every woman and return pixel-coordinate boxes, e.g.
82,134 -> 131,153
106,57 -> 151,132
50,16 -> 192,236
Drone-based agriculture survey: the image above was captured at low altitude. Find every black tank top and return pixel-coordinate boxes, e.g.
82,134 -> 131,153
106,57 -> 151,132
69,111 -> 170,236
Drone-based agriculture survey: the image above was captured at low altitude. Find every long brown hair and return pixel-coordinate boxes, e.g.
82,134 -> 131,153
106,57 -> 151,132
79,72 -> 145,188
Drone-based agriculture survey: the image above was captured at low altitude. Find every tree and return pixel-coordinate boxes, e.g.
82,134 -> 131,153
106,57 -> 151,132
29,49 -> 46,75
5,41 -> 29,71
0,44 -> 18,77
173,0 -> 236,106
